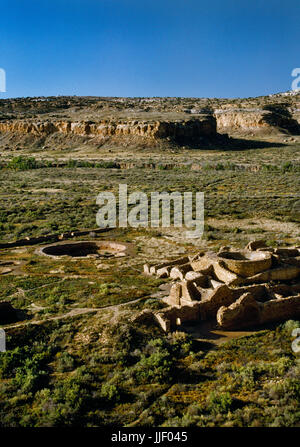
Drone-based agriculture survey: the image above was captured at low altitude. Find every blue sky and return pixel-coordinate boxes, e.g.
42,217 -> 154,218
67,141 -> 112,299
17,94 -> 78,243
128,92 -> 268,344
0,0 -> 299,98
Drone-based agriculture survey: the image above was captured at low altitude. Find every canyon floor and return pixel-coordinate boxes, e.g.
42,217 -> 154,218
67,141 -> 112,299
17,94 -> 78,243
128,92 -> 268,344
0,94 -> 299,427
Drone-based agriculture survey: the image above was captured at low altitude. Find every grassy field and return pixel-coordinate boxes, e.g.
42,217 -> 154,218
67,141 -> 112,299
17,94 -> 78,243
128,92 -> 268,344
1,143 -> 300,244
0,139 -> 300,427
0,312 -> 299,427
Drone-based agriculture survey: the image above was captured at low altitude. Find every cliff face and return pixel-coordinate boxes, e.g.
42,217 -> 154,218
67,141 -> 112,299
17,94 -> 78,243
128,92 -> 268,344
215,108 -> 300,134
1,103 -> 299,149
1,93 -> 300,141
0,116 -> 217,142
215,110 -> 270,131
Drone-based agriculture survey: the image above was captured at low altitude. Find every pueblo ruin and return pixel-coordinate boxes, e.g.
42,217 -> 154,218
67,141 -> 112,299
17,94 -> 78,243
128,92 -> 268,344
144,240 -> 300,332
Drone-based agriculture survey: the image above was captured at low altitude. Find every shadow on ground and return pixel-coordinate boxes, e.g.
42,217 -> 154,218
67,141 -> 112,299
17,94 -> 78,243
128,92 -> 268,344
177,134 -> 288,150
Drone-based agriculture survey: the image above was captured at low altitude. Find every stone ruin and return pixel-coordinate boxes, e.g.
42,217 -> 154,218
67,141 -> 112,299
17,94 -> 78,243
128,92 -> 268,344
143,241 -> 300,332
38,240 -> 131,259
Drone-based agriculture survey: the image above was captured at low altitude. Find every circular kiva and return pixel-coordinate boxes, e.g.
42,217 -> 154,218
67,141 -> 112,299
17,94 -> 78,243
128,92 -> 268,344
38,240 -> 132,259
218,250 -> 272,277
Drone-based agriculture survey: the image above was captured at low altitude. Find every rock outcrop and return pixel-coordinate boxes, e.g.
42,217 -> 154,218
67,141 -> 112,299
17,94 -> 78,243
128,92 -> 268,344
0,116 -> 218,145
1,94 -> 300,143
215,108 -> 300,135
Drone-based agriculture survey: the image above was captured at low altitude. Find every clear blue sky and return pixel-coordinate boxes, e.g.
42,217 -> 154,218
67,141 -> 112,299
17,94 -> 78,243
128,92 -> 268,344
1,0 -> 300,98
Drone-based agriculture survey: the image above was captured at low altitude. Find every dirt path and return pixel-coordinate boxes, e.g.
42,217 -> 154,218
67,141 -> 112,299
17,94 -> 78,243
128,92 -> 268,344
1,296 -> 151,331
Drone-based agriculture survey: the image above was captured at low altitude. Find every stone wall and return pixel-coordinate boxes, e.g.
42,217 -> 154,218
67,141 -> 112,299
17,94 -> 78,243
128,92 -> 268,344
144,241 -> 300,332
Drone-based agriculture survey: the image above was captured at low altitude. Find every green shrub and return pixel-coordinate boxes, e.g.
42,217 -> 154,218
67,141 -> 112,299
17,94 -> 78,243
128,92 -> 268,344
56,352 -> 76,372
13,351 -> 50,393
100,383 -> 120,403
7,156 -> 39,170
0,347 -> 25,378
133,349 -> 172,384
281,320 -> 300,334
207,391 -> 233,414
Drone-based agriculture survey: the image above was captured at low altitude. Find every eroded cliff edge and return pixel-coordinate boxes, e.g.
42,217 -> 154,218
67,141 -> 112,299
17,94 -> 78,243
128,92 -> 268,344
0,93 -> 300,150
0,116 -> 215,138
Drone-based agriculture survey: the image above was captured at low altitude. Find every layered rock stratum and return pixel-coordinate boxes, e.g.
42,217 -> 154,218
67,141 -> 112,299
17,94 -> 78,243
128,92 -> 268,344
0,116 -> 216,141
214,108 -> 300,134
0,92 -> 300,149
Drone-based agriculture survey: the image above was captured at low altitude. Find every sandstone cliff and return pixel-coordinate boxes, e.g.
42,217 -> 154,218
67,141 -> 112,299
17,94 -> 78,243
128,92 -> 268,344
0,116 -> 217,145
215,108 -> 300,134
1,94 -> 300,149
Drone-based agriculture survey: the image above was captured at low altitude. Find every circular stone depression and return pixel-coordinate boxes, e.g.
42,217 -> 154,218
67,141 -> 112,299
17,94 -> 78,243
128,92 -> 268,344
38,240 -> 133,259
218,250 -> 272,277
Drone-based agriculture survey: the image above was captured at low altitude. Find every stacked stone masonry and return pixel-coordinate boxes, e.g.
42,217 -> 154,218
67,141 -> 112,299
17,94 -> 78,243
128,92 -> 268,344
143,241 -> 300,332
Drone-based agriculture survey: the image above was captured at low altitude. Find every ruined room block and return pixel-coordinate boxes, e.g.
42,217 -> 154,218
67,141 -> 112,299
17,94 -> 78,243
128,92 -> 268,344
176,303 -> 201,324
154,313 -> 171,332
168,282 -> 182,306
284,256 -> 300,267
210,279 -> 225,289
185,271 -> 208,287
190,252 -> 217,272
217,250 -> 272,277
259,295 -> 300,324
131,309 -> 155,324
266,283 -> 293,298
145,241 -> 300,332
248,265 -> 300,283
231,284 -> 270,302
170,263 -> 192,280
246,240 -> 267,251
188,251 -> 205,262
181,280 -> 202,303
149,256 -> 190,275
185,271 -> 203,281
199,284 -> 236,319
217,292 -> 260,329
156,266 -> 171,278
274,248 -> 300,258
213,261 -> 242,285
